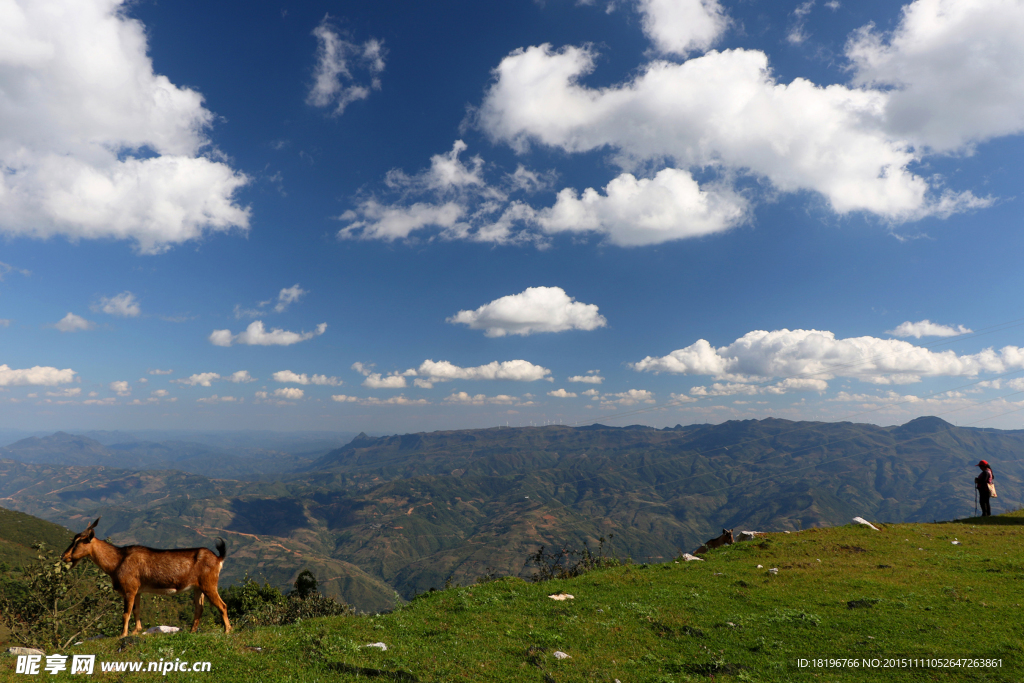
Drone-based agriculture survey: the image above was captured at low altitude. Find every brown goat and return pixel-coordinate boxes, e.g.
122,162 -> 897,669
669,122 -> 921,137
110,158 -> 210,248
694,528 -> 734,555
61,518 -> 232,637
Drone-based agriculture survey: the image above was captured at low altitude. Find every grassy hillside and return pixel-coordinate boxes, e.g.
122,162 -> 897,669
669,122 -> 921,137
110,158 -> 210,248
0,506 -> 72,567
7,511 -> 1023,681
3,416 -> 1024,613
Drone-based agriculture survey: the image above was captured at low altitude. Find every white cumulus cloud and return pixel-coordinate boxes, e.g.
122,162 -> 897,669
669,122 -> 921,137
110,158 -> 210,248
887,320 -> 972,338
227,370 -> 256,383
109,380 -> 131,396
548,388 -> 577,398
415,359 -> 552,383
272,370 -> 341,386
536,169 -> 749,246
351,362 -> 406,389
148,368 -> 173,375
568,371 -> 604,384
448,286 -> 606,337
0,364 -> 76,386
209,321 -> 327,347
444,392 -> 519,405
173,372 -> 220,387
53,313 -> 94,332
637,0 -> 730,56
330,393 -> 427,406
0,0 -> 249,253
94,292 -> 140,317
273,387 -> 304,400
601,389 -> 656,406
633,328 -> 1024,384
847,0 -> 1024,153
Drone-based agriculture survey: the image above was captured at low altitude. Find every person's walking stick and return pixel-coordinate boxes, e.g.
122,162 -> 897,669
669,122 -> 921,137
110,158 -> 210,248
974,485 -> 978,517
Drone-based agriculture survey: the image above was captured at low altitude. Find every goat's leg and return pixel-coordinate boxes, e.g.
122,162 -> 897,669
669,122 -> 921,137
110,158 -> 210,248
205,588 -> 232,634
119,591 -> 134,638
190,590 -> 204,633
130,593 -> 144,635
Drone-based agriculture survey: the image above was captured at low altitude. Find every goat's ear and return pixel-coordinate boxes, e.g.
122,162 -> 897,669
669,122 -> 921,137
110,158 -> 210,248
88,518 -> 100,530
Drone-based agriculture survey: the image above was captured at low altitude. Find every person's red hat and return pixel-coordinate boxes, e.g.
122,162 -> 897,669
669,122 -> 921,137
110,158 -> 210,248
977,460 -> 989,467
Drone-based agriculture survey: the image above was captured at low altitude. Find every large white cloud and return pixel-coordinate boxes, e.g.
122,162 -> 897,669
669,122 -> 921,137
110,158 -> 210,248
209,321 -> 327,347
109,380 -> 131,396
337,0 -> 1019,248
0,364 -> 76,386
308,16 -> 385,115
478,44 -> 974,223
633,328 -> 1024,384
0,0 -> 249,252
448,286 -> 606,337
848,0 -> 1024,152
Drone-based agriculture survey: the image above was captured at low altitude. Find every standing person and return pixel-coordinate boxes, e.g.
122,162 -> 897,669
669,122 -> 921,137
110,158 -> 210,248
975,460 -> 995,517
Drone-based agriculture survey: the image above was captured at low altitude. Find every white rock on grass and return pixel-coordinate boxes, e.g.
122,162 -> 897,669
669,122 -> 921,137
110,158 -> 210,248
553,651 -> 571,659
363,643 -> 387,651
144,625 -> 180,635
6,647 -> 44,656
548,593 -> 575,600
680,553 -> 703,562
853,517 -> 879,531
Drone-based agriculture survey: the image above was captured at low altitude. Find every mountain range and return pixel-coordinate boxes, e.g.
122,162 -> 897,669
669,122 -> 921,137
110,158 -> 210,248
1,416 -> 1020,611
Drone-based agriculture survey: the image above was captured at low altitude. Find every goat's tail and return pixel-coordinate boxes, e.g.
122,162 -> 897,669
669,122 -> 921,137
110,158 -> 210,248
215,538 -> 227,560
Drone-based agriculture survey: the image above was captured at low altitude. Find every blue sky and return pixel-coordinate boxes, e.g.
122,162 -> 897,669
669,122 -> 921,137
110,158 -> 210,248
3,0 -> 1024,433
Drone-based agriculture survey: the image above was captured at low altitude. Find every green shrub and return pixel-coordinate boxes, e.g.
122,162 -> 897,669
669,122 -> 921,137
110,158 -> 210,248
0,543 -> 119,650
224,573 -> 352,628
528,534 -> 618,581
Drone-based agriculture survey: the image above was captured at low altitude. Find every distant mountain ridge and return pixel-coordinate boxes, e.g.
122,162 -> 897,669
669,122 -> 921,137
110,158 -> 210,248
2,416 -> 1022,611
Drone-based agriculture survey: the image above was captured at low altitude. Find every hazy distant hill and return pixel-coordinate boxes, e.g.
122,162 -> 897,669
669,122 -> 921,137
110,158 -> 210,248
2,416 -> 1021,610
0,432 -> 327,480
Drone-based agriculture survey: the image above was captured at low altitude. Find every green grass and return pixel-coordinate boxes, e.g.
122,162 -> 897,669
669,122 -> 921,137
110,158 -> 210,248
5,512 -> 1024,682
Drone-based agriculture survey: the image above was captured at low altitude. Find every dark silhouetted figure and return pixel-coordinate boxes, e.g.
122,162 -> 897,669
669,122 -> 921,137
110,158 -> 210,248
976,460 -> 995,517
